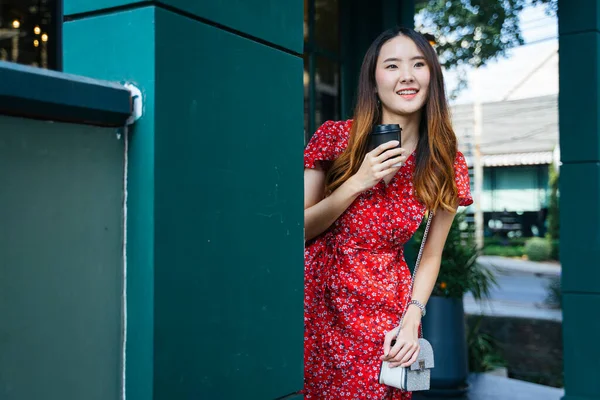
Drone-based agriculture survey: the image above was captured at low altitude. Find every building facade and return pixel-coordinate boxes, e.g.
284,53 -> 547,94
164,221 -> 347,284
453,94 -> 559,237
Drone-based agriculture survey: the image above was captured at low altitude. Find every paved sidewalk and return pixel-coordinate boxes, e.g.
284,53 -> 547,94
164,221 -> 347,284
478,255 -> 561,276
414,373 -> 564,400
463,296 -> 562,321
290,373 -> 565,400
465,256 -> 562,321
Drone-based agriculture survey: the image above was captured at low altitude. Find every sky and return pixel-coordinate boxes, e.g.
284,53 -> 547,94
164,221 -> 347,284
427,4 -> 559,105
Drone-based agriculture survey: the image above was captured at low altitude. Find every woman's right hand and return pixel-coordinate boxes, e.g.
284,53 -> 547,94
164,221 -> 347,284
350,140 -> 407,192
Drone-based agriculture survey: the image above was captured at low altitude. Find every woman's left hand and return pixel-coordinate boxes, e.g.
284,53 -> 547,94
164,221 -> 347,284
380,307 -> 422,368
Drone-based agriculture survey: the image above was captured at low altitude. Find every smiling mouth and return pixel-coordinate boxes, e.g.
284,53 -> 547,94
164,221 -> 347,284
397,89 -> 419,96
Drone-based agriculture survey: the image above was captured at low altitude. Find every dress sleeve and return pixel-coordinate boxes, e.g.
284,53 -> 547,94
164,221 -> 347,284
304,120 -> 350,169
454,151 -> 473,207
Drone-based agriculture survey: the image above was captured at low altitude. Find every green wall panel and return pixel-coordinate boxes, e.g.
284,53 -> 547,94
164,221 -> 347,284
559,163 -> 600,294
63,8 -> 157,400
558,0 -> 600,35
161,0 -> 303,53
65,0 -> 303,54
559,4 -> 600,398
559,32 -> 600,163
0,116 -> 123,400
562,294 -> 600,399
64,0 -> 145,16
153,8 -> 304,399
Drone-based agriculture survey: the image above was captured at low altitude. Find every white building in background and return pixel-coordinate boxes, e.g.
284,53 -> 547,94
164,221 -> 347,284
448,42 -> 559,238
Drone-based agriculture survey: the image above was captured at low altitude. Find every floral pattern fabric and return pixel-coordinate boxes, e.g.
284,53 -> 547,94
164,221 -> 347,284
303,120 -> 473,399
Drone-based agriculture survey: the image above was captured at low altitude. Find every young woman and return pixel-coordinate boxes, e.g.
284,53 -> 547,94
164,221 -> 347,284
303,27 -> 473,399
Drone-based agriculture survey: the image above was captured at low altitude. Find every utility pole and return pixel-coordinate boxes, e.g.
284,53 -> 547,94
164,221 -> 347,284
472,30 -> 484,250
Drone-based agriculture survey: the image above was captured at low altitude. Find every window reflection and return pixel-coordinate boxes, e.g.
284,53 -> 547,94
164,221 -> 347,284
304,0 -> 309,44
314,56 -> 339,129
314,0 -> 339,53
304,0 -> 340,141
304,53 -> 310,141
0,0 -> 59,70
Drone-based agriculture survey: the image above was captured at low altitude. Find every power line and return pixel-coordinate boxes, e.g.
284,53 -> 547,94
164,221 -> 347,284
520,16 -> 556,27
521,22 -> 558,32
452,104 -> 557,123
474,122 -> 557,147
503,50 -> 557,100
519,35 -> 558,47
453,102 -> 557,115
483,105 -> 557,120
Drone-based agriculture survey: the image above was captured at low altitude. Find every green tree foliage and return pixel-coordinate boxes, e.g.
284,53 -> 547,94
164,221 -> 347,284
415,0 -> 557,96
546,162 -> 560,260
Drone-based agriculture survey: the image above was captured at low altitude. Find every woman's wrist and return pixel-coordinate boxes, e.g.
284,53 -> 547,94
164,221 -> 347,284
345,175 -> 367,196
404,305 -> 423,324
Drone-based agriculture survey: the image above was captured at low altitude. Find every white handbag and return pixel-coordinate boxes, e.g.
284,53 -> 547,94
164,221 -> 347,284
378,212 -> 435,391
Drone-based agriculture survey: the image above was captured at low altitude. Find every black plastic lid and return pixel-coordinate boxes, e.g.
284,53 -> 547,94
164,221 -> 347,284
371,124 -> 402,134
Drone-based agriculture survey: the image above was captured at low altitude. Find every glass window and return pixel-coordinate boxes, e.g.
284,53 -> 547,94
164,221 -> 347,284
314,0 -> 339,54
304,53 -> 310,140
304,0 -> 340,143
0,0 -> 60,70
314,56 -> 339,129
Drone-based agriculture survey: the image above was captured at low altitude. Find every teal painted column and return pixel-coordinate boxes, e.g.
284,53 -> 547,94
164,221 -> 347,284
63,1 -> 303,399
151,6 -> 304,399
63,4 -> 156,400
558,1 -> 600,399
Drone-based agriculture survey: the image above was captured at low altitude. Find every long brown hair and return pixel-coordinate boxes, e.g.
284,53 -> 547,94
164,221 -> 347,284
325,27 -> 459,213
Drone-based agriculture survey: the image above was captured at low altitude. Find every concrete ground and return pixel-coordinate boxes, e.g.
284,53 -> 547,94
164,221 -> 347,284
289,374 -> 564,399
464,255 -> 562,321
414,373 -> 564,400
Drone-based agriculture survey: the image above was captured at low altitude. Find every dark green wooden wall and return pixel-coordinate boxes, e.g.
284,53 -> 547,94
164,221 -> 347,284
64,1 -> 304,399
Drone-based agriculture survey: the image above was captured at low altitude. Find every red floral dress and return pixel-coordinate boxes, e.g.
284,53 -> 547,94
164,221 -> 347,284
303,120 -> 473,399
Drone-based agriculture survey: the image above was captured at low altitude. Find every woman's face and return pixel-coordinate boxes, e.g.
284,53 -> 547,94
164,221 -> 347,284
375,35 -> 431,118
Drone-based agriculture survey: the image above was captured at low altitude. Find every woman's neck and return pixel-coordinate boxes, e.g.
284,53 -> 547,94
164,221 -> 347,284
381,111 -> 421,152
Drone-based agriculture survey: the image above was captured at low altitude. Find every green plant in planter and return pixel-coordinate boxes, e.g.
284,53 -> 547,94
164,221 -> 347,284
412,210 -> 497,300
467,316 -> 507,373
545,274 -> 562,309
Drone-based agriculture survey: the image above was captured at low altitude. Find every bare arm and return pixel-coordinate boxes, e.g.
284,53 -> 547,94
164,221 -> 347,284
382,205 -> 458,367
304,141 -> 408,242
304,166 -> 363,241
408,206 -> 457,315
